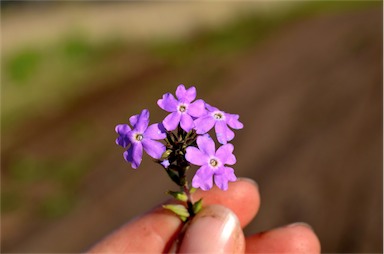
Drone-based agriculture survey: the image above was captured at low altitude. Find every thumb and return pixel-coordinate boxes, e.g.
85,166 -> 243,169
177,205 -> 245,253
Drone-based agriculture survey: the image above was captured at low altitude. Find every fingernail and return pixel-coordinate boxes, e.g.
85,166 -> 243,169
178,205 -> 244,253
286,222 -> 314,231
237,177 -> 259,189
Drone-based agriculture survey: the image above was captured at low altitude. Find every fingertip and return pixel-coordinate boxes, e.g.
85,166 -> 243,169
178,205 -> 245,253
192,177 -> 260,227
246,223 -> 321,253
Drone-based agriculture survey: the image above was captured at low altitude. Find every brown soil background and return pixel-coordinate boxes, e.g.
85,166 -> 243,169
1,5 -> 383,253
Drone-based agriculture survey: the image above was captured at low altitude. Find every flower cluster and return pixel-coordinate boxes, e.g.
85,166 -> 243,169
115,84 -> 243,191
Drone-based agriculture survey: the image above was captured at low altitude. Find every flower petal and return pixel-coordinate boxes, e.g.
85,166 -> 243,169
215,121 -> 234,144
115,124 -> 131,148
129,115 -> 138,127
186,147 -> 209,166
123,143 -> 143,169
176,84 -> 196,103
192,165 -> 214,191
194,115 -> 215,134
115,124 -> 131,135
188,99 -> 206,118
196,135 -> 215,156
205,103 -> 219,112
225,113 -> 244,129
144,123 -> 166,140
116,136 -> 130,148
157,93 -> 178,112
214,166 -> 237,190
180,114 -> 194,132
135,109 -> 150,133
142,139 -> 165,159
216,143 -> 236,165
163,112 -> 181,131
161,160 -> 170,168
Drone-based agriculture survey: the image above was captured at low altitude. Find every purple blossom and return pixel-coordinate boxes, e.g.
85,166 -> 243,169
194,104 -> 243,144
161,160 -> 170,169
115,109 -> 166,169
157,84 -> 206,132
185,135 -> 237,191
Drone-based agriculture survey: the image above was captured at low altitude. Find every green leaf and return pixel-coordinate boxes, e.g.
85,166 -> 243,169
164,167 -> 180,185
163,204 -> 190,220
193,198 -> 203,214
167,190 -> 188,202
190,187 -> 197,194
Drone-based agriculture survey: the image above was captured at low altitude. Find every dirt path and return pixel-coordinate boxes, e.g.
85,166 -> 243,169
2,2 -> 292,54
1,6 -> 382,253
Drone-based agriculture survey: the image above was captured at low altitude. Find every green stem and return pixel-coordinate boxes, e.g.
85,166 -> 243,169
183,182 -> 195,218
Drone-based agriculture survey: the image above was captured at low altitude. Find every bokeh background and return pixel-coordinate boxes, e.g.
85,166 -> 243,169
1,1 -> 382,253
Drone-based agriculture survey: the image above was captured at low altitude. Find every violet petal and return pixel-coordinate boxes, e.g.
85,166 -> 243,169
176,84 -> 196,103
157,93 -> 178,112
194,115 -> 215,134
115,124 -> 131,135
205,103 -> 219,112
196,135 -> 215,156
216,143 -> 236,165
188,99 -> 206,118
214,166 -> 236,190
142,139 -> 165,159
129,115 -> 139,127
185,146 -> 209,166
135,109 -> 150,133
180,114 -> 194,132
226,113 -> 244,129
215,121 -> 229,144
163,112 -> 181,131
131,142 -> 143,169
144,123 -> 166,140
192,165 -> 214,191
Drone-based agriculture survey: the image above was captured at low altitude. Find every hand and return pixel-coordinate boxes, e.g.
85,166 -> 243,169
87,178 -> 321,253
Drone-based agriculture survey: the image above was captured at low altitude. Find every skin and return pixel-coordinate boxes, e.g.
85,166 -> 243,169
88,178 -> 321,253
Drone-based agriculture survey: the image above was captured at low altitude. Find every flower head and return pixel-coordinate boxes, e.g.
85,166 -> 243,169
185,135 -> 237,190
115,109 -> 166,169
194,104 -> 243,144
157,84 -> 206,132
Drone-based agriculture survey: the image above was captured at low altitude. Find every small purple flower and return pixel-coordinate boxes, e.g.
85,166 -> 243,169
161,160 -> 170,169
194,104 -> 243,144
185,135 -> 237,191
157,84 -> 206,132
115,109 -> 166,169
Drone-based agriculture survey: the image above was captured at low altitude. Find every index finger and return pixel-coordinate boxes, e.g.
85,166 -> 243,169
87,178 -> 260,253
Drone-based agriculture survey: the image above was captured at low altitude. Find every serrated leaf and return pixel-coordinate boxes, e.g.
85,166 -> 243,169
167,190 -> 188,202
193,198 -> 203,214
163,204 -> 190,219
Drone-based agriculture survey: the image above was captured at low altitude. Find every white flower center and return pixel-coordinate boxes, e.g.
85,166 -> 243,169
135,133 -> 143,141
213,111 -> 225,120
210,158 -> 218,167
178,104 -> 187,113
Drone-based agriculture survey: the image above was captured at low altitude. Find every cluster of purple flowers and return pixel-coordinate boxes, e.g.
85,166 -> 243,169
115,84 -> 243,191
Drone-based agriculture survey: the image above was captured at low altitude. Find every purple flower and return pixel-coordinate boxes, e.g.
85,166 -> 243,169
194,104 -> 243,144
161,160 -> 170,169
185,135 -> 237,191
115,109 -> 166,169
157,84 -> 206,132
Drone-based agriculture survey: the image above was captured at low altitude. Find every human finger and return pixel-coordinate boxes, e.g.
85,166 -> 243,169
177,205 -> 245,253
245,223 -> 321,253
87,177 -> 259,253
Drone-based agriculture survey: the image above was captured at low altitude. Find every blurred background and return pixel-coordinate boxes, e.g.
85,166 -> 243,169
1,1 -> 382,253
